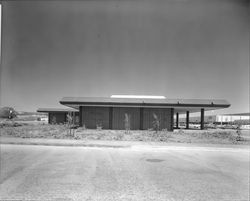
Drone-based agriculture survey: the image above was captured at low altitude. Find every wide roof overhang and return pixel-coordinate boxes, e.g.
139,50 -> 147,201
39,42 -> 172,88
60,97 -> 230,114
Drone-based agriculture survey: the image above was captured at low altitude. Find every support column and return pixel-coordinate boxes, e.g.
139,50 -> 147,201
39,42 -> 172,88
109,107 -> 113,129
170,108 -> 174,131
186,111 -> 189,129
73,112 -> 76,125
79,106 -> 83,127
139,108 -> 144,130
48,113 -> 51,124
64,113 -> 67,123
200,108 -> 204,130
176,112 -> 179,129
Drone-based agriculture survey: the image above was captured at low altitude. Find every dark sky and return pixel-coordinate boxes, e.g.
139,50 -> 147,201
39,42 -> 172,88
0,0 -> 249,114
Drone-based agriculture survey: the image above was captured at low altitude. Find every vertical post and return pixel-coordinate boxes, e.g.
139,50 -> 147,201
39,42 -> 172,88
109,107 -> 113,129
140,108 -> 144,130
73,112 -> 76,125
176,113 -> 179,129
48,113 -> 51,124
79,106 -> 83,127
186,111 -> 189,129
64,113 -> 67,123
200,108 -> 204,130
170,108 -> 174,131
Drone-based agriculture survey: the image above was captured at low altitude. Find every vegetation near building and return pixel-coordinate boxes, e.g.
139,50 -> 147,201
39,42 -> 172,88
124,113 -> 131,133
152,113 -> 160,132
0,107 -> 17,119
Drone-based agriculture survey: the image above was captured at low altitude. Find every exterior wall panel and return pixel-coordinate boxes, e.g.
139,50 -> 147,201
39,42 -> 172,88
48,112 -> 79,124
112,107 -> 140,130
143,108 -> 171,130
49,112 -> 66,124
109,107 -> 113,129
82,106 -> 109,129
79,106 -> 172,130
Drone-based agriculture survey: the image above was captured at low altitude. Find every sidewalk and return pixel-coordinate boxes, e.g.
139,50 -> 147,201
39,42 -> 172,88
0,137 -> 249,151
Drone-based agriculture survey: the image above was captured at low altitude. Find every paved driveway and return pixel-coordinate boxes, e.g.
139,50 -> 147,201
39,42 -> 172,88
0,144 -> 249,201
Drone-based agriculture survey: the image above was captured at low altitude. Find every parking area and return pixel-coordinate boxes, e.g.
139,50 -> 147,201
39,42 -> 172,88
0,144 -> 249,201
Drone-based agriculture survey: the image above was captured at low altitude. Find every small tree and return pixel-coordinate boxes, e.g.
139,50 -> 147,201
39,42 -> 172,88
236,124 -> 242,141
96,122 -> 102,130
51,116 -> 57,124
124,113 -> 131,133
66,112 -> 74,136
152,113 -> 160,133
0,107 -> 17,119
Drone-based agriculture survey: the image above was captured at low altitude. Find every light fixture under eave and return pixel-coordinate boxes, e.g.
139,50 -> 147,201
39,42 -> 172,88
110,95 -> 166,99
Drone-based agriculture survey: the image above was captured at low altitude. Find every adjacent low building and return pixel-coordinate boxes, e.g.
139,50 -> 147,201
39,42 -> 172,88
37,108 -> 79,124
179,112 -> 250,124
59,97 -> 230,131
216,113 -> 250,123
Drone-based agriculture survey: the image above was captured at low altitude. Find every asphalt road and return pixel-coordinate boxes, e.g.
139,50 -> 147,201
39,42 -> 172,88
0,145 -> 249,201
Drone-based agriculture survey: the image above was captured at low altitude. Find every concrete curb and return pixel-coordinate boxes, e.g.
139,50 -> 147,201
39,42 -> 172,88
0,137 -> 249,151
0,140 -> 130,148
130,145 -> 250,152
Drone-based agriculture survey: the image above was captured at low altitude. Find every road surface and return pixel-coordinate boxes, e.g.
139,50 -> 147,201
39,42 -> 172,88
0,144 -> 249,201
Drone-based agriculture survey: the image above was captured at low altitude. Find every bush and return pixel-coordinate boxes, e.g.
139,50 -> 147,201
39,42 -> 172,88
157,130 -> 172,142
96,123 -> 102,131
114,132 -> 124,140
0,107 -> 17,119
236,127 -> 242,141
152,113 -> 160,132
124,113 -> 131,133
211,131 -> 233,139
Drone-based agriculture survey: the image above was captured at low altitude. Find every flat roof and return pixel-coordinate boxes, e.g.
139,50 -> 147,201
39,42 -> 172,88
37,108 -> 78,113
60,97 -> 230,114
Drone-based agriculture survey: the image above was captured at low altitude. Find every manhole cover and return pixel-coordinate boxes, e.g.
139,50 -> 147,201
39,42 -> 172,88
146,159 -> 164,163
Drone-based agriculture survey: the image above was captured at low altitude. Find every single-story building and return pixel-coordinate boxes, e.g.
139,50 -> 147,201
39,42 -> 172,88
179,115 -> 217,124
59,97 -> 230,131
37,108 -> 79,124
216,113 -> 250,123
179,112 -> 250,125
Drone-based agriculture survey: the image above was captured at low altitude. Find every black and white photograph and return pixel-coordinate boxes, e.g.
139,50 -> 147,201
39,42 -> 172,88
0,0 -> 249,200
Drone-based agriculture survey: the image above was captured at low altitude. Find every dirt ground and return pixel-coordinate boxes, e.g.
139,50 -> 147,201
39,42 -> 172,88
0,120 -> 249,145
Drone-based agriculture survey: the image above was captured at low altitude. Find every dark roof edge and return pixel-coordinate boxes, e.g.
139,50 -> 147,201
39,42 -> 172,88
37,108 -> 79,113
59,101 -> 230,108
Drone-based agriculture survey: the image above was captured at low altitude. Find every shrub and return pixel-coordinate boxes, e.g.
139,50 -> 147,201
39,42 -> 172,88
235,126 -> 242,141
124,113 -> 131,133
114,132 -> 124,141
51,116 -> 57,124
157,130 -> 172,142
82,124 -> 86,130
0,107 -> 17,119
96,123 -> 102,131
152,113 -> 160,133
212,131 -> 233,139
